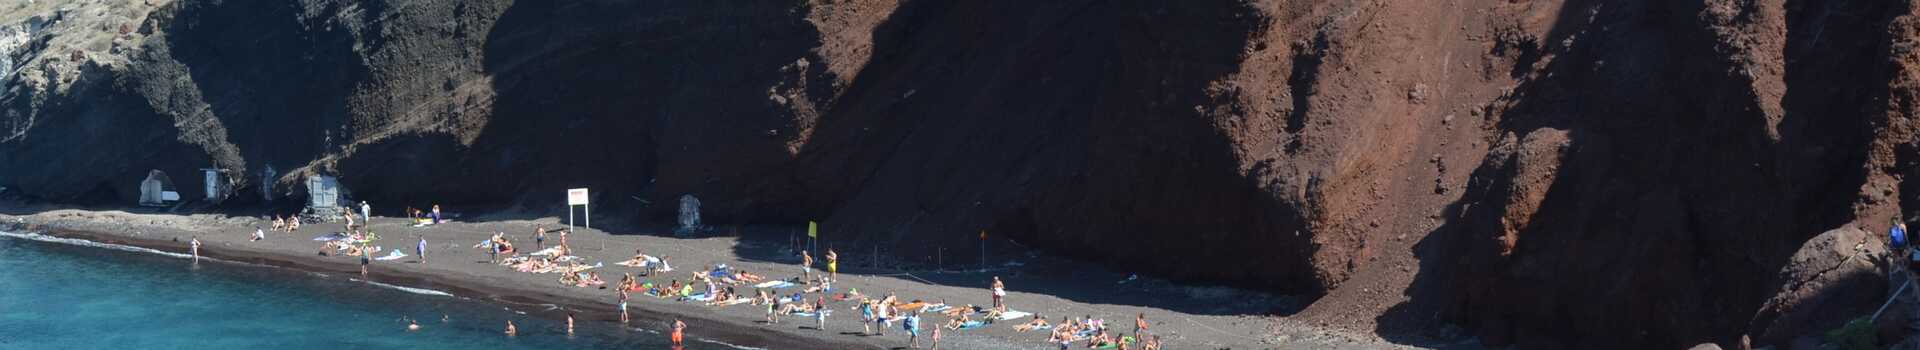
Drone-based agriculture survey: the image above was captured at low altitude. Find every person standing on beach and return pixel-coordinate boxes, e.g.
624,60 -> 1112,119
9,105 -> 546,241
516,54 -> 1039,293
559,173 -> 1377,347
343,210 -> 357,232
1134,312 -> 1149,338
430,205 -> 442,224
416,236 -> 428,263
826,249 -> 839,281
931,326 -> 941,350
189,237 -> 201,261
360,201 -> 371,223
801,250 -> 814,282
671,319 -> 686,347
534,227 -> 546,250
557,227 -> 568,251
991,276 -> 1007,311
619,290 -> 632,324
360,250 -> 371,279
815,296 -> 828,332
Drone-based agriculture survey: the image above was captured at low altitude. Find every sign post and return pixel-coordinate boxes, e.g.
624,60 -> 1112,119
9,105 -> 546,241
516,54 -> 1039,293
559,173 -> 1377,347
567,188 -> 590,234
980,230 -> 988,272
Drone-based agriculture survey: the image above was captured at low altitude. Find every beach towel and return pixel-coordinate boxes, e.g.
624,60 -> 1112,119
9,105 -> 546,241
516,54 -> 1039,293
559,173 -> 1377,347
753,280 -> 797,289
923,304 -> 953,313
689,293 -> 715,302
375,250 -> 408,261
718,298 -> 752,306
312,232 -> 348,241
994,310 -> 1033,321
529,247 -> 563,256
958,320 -> 988,330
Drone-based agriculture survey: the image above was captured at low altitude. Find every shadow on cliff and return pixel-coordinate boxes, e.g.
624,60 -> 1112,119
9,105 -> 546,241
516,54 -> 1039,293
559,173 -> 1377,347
160,0 -> 376,206
1376,0 -> 1886,348
711,0 -> 1314,316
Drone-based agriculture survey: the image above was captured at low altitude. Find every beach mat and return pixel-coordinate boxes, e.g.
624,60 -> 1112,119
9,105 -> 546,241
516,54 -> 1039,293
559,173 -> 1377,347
753,281 -> 797,289
375,250 -> 408,261
994,310 -> 1032,321
312,232 -> 348,241
958,320 -> 988,330
922,305 -> 953,313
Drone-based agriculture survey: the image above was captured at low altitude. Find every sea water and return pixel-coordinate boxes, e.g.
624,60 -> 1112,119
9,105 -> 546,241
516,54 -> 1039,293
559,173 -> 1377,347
0,231 -> 733,349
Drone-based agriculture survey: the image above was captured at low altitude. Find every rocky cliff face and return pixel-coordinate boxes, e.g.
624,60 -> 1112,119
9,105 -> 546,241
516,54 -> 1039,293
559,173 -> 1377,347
5,0 -> 1920,348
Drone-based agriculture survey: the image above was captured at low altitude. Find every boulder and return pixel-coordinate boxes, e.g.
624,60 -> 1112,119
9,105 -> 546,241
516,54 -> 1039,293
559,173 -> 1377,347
1688,342 -> 1724,350
1749,226 -> 1889,346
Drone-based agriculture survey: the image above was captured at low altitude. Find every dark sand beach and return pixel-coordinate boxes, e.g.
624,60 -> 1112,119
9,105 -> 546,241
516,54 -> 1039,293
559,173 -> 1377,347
0,203 -> 1409,349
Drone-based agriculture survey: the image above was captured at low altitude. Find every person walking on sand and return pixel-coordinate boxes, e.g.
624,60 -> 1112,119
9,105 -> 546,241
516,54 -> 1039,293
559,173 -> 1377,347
416,236 -> 428,263
826,249 -> 839,281
931,326 -> 941,350
991,276 -> 1007,311
906,312 -> 922,348
189,237 -> 202,261
504,320 -> 517,336
671,319 -> 686,347
801,250 -> 814,282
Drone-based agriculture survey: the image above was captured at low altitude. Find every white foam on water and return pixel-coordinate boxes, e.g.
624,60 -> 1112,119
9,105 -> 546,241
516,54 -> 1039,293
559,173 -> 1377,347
0,230 -> 208,261
361,280 -> 455,297
699,339 -> 767,350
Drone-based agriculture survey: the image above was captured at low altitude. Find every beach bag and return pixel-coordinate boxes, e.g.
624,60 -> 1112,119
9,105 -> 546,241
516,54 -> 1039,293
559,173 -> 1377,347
1894,224 -> 1909,250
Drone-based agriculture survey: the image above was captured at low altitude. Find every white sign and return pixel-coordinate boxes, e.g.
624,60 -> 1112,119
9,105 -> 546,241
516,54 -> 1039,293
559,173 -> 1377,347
568,188 -> 590,205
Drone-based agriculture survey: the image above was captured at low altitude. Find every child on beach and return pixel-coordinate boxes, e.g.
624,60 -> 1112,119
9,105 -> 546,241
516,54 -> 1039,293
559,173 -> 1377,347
416,237 -> 427,263
815,296 -> 828,332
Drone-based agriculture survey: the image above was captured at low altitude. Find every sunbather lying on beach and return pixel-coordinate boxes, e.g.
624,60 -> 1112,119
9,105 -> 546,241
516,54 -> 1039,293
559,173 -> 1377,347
943,313 -> 973,330
942,304 -> 974,318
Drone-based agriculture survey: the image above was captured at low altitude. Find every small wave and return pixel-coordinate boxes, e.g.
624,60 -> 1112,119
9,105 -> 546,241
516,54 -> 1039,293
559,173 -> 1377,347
698,339 -> 767,350
0,230 -> 207,261
360,280 -> 453,296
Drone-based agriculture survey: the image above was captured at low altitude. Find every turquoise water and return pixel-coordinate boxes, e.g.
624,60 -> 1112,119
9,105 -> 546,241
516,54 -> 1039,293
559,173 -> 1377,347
0,231 -> 731,349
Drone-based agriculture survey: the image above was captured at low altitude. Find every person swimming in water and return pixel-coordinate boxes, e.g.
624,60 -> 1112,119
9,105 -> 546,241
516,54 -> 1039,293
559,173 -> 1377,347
504,320 -> 517,336
566,312 -> 576,336
407,318 -> 421,332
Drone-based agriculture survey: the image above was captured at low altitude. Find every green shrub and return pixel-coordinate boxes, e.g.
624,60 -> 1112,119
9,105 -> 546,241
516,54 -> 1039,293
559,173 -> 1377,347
1825,316 -> 1876,350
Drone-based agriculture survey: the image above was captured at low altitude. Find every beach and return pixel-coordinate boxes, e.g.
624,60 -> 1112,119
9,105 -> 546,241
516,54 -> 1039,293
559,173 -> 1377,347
0,203 -> 1410,349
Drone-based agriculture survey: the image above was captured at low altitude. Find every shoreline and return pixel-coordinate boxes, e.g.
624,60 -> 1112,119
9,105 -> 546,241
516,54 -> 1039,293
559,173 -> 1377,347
0,205 -> 1406,350
0,225 -> 846,350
